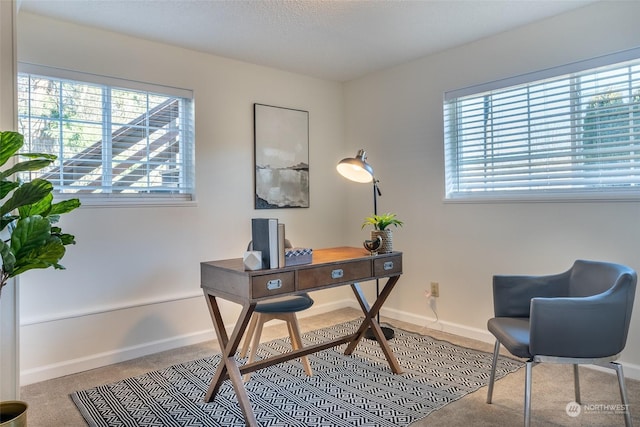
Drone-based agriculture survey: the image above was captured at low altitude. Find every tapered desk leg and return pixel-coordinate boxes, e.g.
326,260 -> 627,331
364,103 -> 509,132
346,276 -> 402,374
203,292 -> 258,426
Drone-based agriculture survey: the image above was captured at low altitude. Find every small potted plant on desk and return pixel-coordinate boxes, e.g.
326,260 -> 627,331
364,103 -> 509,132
0,130 -> 80,427
362,213 -> 403,254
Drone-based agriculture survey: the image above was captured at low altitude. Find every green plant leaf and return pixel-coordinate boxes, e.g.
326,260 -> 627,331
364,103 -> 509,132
50,226 -> 76,245
18,152 -> 57,161
361,213 -> 403,231
55,233 -> 76,246
0,131 -> 24,168
19,192 -> 53,218
0,159 -> 54,180
0,180 -> 19,199
10,238 -> 67,277
0,239 -> 16,276
0,215 -> 18,233
0,178 -> 53,217
0,131 -> 78,287
10,215 -> 51,261
50,198 -> 81,215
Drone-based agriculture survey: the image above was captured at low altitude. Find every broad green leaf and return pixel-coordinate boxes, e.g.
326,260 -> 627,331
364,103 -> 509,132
9,261 -> 50,277
0,159 -> 54,180
0,215 -> 18,233
55,232 -> 76,246
0,180 -> 19,199
10,237 -> 66,277
39,236 -> 65,263
0,132 -> 78,283
0,239 -> 16,275
19,192 -> 53,218
0,131 -> 23,168
10,215 -> 51,260
49,198 -> 81,215
0,179 -> 53,216
49,228 -> 77,245
18,152 -> 57,161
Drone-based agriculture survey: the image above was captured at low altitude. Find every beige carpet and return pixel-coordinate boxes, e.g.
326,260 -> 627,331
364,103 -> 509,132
21,308 -> 639,426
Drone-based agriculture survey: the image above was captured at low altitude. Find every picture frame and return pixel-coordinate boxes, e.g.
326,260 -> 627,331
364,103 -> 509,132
254,103 -> 309,209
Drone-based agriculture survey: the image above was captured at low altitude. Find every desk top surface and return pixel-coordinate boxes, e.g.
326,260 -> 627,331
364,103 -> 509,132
201,246 -> 402,302
202,246 -> 400,275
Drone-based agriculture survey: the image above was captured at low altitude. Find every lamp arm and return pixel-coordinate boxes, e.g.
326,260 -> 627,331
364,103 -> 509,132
373,179 -> 381,215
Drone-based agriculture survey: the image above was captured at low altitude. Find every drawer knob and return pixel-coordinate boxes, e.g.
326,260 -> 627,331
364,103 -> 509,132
383,261 -> 394,271
331,269 -> 344,279
266,279 -> 282,290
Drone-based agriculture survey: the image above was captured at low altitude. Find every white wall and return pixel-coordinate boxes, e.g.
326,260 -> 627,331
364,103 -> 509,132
344,1 -> 640,379
16,1 -> 640,385
16,12 -> 353,384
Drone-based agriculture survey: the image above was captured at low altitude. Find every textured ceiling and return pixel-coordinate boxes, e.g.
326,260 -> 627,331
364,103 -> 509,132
18,0 -> 598,82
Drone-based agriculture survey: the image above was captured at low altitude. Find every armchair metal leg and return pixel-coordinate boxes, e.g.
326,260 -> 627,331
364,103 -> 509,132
611,362 -> 633,427
487,340 -> 500,404
573,364 -> 581,404
524,361 -> 533,427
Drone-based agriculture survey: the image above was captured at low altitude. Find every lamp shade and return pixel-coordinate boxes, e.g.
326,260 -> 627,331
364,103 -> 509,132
336,149 -> 374,183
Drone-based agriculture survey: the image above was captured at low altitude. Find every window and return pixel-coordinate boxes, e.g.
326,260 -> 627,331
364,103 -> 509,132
444,48 -> 640,201
17,64 -> 195,205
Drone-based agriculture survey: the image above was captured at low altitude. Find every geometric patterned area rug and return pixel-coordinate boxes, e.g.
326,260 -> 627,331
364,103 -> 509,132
71,319 -> 522,427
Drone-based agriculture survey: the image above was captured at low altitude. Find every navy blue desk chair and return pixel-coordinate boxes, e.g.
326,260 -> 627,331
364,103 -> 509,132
241,241 -> 314,381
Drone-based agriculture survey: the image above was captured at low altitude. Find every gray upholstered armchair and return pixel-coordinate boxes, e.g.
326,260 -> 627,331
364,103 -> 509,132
486,260 -> 637,427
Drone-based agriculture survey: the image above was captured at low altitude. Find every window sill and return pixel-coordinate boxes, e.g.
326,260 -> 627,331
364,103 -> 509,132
444,192 -> 640,204
55,194 -> 198,208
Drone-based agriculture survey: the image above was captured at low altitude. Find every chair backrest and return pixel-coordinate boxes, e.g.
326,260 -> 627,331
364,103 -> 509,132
569,260 -> 636,297
568,260 -> 637,354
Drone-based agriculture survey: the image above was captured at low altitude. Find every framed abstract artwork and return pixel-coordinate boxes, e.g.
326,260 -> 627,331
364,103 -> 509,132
254,103 -> 309,209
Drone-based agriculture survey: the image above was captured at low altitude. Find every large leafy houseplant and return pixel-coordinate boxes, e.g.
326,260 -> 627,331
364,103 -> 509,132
0,130 -> 80,298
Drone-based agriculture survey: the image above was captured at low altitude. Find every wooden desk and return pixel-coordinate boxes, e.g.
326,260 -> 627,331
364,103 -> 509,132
200,246 -> 403,426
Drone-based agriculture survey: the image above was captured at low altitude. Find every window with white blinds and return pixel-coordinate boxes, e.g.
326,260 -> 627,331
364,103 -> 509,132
444,48 -> 640,201
17,64 -> 195,204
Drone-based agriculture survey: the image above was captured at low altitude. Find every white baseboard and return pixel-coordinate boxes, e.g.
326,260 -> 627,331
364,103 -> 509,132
21,300 -> 640,384
20,299 -> 353,385
620,361 -> 640,380
20,329 -> 216,385
379,305 -> 496,344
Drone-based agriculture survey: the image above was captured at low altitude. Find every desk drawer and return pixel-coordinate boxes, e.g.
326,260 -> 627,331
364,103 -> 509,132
373,254 -> 402,276
251,272 -> 295,298
298,260 -> 371,290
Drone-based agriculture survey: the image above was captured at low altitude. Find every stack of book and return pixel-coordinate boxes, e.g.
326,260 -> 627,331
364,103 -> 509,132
251,218 -> 312,269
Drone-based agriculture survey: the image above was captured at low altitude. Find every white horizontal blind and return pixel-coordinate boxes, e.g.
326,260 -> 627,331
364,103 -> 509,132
444,49 -> 640,200
17,66 -> 195,202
